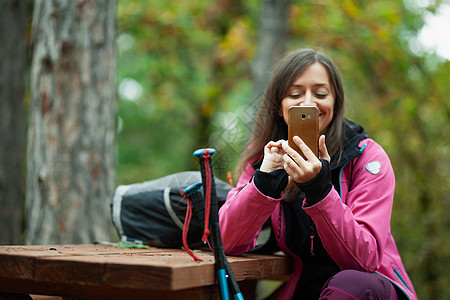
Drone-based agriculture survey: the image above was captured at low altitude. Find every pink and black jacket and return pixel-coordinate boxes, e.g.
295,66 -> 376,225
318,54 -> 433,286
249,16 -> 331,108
219,120 -> 417,300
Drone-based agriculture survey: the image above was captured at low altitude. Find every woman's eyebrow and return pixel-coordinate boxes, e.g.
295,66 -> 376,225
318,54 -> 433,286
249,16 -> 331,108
291,83 -> 329,87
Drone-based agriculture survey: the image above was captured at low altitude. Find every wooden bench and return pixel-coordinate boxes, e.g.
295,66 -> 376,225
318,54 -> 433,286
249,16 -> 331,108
0,244 -> 292,299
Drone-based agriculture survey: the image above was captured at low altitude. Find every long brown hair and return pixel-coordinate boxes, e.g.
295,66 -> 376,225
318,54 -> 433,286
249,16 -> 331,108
236,48 -> 346,179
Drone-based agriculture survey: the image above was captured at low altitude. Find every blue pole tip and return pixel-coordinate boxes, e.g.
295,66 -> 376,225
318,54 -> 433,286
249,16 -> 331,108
182,182 -> 202,194
193,148 -> 216,157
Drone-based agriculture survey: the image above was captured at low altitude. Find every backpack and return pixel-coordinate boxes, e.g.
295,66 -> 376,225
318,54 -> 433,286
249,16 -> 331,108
110,171 -> 232,248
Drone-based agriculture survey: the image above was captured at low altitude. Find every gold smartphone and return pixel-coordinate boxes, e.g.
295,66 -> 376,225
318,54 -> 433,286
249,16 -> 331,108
288,106 -> 319,159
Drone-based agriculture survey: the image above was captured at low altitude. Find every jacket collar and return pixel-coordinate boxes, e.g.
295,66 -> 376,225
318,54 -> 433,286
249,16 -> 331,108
330,119 -> 368,171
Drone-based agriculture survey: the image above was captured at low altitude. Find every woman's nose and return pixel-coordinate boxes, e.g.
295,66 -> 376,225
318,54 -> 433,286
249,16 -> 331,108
301,91 -> 314,106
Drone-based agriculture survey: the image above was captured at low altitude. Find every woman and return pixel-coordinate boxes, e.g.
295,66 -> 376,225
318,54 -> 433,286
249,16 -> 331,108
218,49 -> 417,300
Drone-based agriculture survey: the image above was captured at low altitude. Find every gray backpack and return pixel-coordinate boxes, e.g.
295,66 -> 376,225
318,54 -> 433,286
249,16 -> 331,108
110,171 -> 232,248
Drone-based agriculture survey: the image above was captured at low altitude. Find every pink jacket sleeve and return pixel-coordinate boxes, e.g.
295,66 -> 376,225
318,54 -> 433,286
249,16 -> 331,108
218,162 -> 281,255
304,139 -> 395,272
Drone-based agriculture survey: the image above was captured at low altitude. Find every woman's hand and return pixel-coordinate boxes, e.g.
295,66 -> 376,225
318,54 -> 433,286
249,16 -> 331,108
282,135 -> 330,184
260,140 -> 286,173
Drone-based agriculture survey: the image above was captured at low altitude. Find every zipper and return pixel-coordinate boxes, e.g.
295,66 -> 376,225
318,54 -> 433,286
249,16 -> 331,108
309,224 -> 315,256
394,269 -> 412,292
308,212 -> 316,257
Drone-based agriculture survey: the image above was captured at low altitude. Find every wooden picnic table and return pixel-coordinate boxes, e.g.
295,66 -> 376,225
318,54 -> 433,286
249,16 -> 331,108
0,244 -> 292,299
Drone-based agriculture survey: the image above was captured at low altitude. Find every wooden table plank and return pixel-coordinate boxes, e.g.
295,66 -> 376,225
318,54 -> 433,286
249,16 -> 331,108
0,244 -> 292,297
0,277 -> 221,300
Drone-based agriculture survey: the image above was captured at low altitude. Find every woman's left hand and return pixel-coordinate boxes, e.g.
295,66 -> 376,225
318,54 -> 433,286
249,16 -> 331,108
282,135 -> 330,184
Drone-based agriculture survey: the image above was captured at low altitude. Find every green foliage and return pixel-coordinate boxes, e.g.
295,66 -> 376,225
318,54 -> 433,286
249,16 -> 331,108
117,0 -> 449,298
117,0 -> 255,183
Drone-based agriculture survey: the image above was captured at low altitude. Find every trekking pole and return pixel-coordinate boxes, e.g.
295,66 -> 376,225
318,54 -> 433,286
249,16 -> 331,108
180,182 -> 204,262
193,148 -> 243,300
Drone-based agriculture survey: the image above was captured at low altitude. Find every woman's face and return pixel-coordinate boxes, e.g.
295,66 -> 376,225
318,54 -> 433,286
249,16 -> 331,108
280,62 -> 335,134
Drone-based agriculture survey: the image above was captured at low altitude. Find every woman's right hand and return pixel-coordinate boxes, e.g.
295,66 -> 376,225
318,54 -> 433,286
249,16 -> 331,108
281,135 -> 330,184
260,140 -> 286,173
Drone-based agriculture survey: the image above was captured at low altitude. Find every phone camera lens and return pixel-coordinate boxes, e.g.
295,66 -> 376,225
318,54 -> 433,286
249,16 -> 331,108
301,113 -> 306,120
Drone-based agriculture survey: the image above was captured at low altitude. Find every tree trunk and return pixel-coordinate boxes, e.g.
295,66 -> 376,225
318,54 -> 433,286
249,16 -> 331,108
25,0 -> 117,244
251,0 -> 290,110
0,0 -> 29,245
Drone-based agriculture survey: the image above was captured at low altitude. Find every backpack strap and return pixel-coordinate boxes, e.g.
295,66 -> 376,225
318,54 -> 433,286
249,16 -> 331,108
111,185 -> 131,240
163,187 -> 184,230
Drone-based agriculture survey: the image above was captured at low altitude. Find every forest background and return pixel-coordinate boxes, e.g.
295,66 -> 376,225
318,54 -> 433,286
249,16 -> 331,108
0,0 -> 449,299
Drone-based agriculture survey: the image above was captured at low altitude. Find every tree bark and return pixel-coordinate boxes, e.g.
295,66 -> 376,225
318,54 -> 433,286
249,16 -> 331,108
251,0 -> 290,110
25,0 -> 117,244
0,0 -> 29,244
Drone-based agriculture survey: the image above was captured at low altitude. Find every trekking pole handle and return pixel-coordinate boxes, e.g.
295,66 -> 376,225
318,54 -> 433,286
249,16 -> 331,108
193,148 -> 219,224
